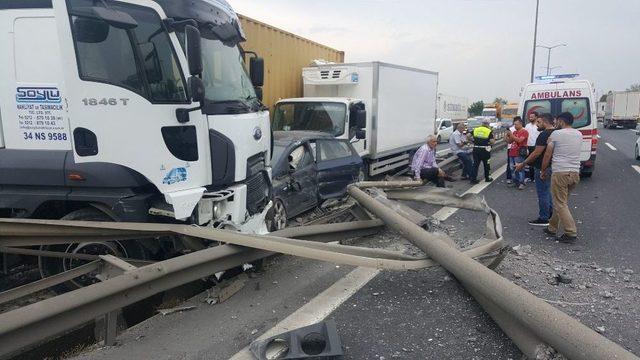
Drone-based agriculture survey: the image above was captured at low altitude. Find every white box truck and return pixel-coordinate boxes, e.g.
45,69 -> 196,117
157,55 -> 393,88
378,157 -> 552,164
273,62 -> 438,177
604,91 -> 640,129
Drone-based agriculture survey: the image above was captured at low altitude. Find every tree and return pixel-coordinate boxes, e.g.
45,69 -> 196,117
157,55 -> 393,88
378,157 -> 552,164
627,83 -> 640,91
493,97 -> 508,105
468,101 -> 484,116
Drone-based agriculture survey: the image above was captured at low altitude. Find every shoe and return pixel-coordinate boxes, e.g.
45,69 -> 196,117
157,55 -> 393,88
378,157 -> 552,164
460,176 -> 469,180
506,179 -> 513,184
518,184 -> 526,190
528,218 -> 549,226
444,175 -> 455,182
559,234 -> 577,244
485,177 -> 494,182
470,179 -> 480,185
524,178 -> 532,184
543,228 -> 557,237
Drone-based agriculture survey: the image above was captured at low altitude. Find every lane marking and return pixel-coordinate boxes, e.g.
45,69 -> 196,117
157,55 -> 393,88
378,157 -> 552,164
605,142 -> 617,151
230,164 -> 509,359
632,165 -> 640,175
630,129 -> 639,132
229,267 -> 379,360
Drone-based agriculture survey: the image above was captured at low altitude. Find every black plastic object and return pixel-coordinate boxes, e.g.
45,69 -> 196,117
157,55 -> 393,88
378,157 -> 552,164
249,319 -> 343,360
73,127 -> 99,157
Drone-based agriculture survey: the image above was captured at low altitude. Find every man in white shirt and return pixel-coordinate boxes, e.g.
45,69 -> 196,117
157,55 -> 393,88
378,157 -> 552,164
449,123 -> 472,179
524,112 -> 540,182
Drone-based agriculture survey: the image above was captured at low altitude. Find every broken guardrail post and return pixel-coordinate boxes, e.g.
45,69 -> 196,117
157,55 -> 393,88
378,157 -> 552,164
347,185 -> 638,360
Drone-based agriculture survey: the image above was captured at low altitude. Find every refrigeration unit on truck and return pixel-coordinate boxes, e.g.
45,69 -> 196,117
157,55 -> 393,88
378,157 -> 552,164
272,62 -> 438,177
0,0 -> 272,277
604,91 -> 640,129
518,78 -> 598,177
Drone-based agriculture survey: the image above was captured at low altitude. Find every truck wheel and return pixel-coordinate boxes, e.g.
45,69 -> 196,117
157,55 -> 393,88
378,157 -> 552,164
266,200 -> 287,232
38,208 -> 149,293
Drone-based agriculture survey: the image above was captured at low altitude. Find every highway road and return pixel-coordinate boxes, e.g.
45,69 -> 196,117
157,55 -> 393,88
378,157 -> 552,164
73,124 -> 640,360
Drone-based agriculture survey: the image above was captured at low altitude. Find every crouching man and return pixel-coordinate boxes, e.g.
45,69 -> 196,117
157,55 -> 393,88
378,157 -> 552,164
411,135 -> 451,187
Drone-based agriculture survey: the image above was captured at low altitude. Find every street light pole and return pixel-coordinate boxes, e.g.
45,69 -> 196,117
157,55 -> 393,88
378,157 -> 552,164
529,0 -> 540,82
537,44 -> 567,76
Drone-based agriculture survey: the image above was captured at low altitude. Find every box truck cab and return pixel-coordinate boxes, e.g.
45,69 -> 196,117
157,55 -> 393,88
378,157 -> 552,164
0,0 -> 272,232
274,62 -> 438,177
518,78 -> 598,176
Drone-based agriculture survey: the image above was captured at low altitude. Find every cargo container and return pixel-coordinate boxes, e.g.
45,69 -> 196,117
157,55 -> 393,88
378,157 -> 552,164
239,15 -> 344,108
604,91 -> 640,129
273,62 -> 438,177
436,94 -> 468,121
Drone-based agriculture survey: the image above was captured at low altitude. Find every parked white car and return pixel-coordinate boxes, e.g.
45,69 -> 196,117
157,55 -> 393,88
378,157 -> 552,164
436,118 -> 454,143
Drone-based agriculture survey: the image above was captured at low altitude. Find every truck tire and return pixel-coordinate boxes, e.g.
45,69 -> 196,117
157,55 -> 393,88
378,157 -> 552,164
38,208 -> 149,293
635,144 -> 640,160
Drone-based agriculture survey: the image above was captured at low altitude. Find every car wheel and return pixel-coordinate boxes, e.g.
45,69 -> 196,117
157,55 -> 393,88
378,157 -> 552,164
636,144 -> 640,160
437,135 -> 442,143
267,200 -> 287,231
39,208 -> 149,293
357,168 -> 367,182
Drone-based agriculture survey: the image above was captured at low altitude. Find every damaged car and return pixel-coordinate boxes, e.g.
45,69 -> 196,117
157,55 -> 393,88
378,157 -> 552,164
267,131 -> 364,231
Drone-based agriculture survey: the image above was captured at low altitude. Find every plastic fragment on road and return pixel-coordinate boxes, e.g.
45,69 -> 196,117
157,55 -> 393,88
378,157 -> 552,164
249,319 -> 343,360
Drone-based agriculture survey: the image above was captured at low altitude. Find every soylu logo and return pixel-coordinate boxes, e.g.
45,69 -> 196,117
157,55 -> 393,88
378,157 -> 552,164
16,87 -> 61,103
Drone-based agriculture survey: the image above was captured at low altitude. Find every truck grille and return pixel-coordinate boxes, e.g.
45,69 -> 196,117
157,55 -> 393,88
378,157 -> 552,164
246,171 -> 270,216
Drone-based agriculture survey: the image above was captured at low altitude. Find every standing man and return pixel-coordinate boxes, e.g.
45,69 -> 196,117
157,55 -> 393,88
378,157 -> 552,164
449,123 -> 473,180
540,112 -> 582,243
524,111 -> 540,182
507,118 -> 528,189
411,135 -> 449,187
505,120 -> 517,184
470,119 -> 495,184
516,113 -> 555,226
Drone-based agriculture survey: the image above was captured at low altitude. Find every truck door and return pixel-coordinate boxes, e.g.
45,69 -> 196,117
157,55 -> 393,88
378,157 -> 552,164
51,0 -> 210,195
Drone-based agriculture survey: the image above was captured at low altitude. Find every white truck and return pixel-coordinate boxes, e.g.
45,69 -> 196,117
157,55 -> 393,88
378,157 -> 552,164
604,91 -> 640,129
273,62 -> 438,177
0,0 -> 272,278
437,93 -> 469,121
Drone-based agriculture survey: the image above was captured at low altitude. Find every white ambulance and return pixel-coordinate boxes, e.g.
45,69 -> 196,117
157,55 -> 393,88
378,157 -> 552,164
518,78 -> 598,177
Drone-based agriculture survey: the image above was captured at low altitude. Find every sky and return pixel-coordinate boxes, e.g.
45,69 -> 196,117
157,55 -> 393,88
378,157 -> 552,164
230,0 -> 640,103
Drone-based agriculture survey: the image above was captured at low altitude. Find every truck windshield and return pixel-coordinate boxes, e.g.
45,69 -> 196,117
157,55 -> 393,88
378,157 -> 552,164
176,30 -> 258,114
482,109 -> 497,116
502,108 -> 517,116
273,102 -> 347,137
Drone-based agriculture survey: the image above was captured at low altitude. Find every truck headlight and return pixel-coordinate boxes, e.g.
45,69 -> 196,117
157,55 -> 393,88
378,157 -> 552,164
213,202 -> 225,219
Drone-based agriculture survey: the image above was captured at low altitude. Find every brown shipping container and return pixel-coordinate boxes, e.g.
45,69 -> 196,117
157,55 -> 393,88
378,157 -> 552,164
239,15 -> 345,109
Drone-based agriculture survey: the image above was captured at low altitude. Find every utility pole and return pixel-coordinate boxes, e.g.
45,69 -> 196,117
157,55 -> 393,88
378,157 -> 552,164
529,0 -> 540,83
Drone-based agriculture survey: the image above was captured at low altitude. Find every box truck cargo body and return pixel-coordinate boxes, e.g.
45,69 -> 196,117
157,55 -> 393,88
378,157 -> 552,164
238,15 -> 344,109
273,62 -> 438,176
437,94 -> 469,121
604,91 -> 640,129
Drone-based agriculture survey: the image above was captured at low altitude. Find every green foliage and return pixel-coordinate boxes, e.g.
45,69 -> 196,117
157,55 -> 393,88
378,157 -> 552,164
468,101 -> 484,116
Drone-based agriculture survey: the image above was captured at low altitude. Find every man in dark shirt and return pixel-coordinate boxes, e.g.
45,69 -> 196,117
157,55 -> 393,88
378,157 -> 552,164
516,113 -> 555,226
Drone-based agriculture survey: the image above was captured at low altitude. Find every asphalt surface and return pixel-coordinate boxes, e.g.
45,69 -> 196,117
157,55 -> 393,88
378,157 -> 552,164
72,124 -> 640,360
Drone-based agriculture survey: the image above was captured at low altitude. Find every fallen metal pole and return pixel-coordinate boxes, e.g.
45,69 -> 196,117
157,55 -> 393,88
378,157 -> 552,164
347,185 -> 637,360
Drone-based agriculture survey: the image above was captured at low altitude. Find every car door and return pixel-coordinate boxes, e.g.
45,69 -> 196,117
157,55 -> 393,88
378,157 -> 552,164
316,139 -> 362,199
279,143 -> 318,217
441,120 -> 453,140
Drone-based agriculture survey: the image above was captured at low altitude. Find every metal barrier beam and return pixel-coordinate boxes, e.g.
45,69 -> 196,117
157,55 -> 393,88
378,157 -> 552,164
347,185 -> 637,360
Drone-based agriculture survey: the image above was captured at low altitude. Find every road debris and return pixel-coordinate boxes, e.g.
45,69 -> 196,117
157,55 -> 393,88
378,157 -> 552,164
204,274 -> 248,305
157,306 -> 196,316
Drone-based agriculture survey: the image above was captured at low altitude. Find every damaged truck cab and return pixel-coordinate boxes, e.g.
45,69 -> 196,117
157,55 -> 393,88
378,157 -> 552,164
0,0 -> 272,264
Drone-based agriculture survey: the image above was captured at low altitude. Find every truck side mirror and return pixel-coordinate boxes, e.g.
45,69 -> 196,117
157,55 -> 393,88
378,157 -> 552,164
188,76 -> 205,104
356,129 -> 366,140
356,109 -> 366,128
254,86 -> 263,102
250,57 -> 265,87
185,25 -> 202,76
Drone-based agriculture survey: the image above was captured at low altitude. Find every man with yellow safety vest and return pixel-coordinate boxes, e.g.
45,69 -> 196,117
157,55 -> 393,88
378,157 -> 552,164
469,119 -> 495,184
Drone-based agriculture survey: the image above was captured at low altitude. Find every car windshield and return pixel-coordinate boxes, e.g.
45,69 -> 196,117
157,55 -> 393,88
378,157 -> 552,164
468,119 -> 482,128
482,109 -> 496,116
273,102 -> 347,136
502,108 -> 517,115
